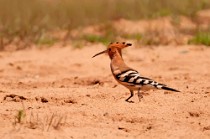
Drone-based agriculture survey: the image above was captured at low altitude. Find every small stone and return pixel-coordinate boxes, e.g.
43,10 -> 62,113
41,97 -> 48,103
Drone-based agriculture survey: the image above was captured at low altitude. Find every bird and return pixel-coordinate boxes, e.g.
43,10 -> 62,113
92,42 -> 180,103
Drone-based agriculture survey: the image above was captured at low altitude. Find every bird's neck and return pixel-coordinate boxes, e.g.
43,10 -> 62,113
110,51 -> 128,74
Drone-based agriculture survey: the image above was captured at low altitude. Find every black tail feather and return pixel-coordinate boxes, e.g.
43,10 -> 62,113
161,86 -> 180,92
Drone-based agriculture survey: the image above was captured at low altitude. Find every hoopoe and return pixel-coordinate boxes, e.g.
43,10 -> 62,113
93,42 -> 180,103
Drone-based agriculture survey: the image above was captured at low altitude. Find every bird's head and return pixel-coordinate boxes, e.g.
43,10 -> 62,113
92,42 -> 132,59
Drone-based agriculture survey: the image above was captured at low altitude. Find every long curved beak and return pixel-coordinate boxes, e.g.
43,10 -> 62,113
92,50 -> 107,58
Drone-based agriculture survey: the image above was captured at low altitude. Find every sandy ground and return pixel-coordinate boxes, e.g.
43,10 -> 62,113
0,44 -> 210,139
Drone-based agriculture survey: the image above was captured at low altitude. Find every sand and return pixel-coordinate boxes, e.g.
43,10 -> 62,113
0,44 -> 210,139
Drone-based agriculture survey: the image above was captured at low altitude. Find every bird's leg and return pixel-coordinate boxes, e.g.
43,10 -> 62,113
125,90 -> 134,103
137,88 -> 143,102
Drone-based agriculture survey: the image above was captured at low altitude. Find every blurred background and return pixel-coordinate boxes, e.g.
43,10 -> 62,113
0,0 -> 210,50
0,2 -> 210,137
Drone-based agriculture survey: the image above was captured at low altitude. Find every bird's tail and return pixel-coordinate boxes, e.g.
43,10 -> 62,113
161,86 -> 180,92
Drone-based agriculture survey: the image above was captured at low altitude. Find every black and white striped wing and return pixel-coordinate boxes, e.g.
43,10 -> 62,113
116,70 -> 180,92
116,70 -> 169,90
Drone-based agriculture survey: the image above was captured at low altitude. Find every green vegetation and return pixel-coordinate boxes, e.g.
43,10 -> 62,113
82,35 -> 109,44
189,32 -> 210,46
81,24 -> 117,45
36,34 -> 57,46
0,0 -> 210,49
16,109 -> 26,123
121,33 -> 142,42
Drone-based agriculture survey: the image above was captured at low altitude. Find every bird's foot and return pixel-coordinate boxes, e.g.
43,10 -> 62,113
125,99 -> 134,103
126,100 -> 134,103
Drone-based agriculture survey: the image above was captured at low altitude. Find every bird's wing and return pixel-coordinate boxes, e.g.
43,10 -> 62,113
116,69 -> 168,89
116,69 -> 180,92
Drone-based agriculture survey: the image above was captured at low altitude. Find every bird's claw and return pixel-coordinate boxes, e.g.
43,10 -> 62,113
125,100 -> 134,103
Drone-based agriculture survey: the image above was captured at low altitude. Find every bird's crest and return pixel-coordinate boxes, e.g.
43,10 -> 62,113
92,42 -> 132,58
108,42 -> 132,49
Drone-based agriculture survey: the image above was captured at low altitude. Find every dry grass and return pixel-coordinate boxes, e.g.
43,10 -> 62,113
0,0 -> 210,49
12,102 -> 67,131
13,110 -> 67,131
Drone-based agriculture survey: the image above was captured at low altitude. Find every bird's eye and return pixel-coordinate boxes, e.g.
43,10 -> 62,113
108,48 -> 111,51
